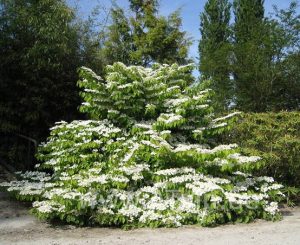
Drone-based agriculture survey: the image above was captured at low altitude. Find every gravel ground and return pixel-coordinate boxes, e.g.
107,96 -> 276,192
0,192 -> 300,245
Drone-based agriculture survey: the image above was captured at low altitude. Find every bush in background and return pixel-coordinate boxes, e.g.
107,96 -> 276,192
227,112 -> 300,188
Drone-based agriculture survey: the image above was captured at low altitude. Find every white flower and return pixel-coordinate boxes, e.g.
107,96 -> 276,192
225,192 -> 250,205
211,122 -> 227,128
120,164 -> 150,176
110,176 -> 130,183
233,171 -> 252,177
157,113 -> 183,124
141,140 -> 159,149
78,175 -> 108,187
264,202 -> 279,215
98,207 -> 114,215
210,196 -> 222,203
261,183 -> 283,193
139,210 -> 163,223
122,143 -> 140,163
169,174 -> 198,184
119,205 -> 142,217
186,182 -> 222,196
256,176 -> 274,183
155,167 -> 195,176
164,97 -> 189,107
132,173 -> 144,181
161,215 -> 182,227
140,186 -> 157,194
229,153 -> 261,163
177,197 -> 197,213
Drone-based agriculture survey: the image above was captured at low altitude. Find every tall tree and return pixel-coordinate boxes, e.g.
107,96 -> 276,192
271,1 -> 300,110
199,0 -> 232,112
0,0 -> 83,168
103,0 -> 191,66
232,0 -> 271,111
233,0 -> 300,111
102,6 -> 133,65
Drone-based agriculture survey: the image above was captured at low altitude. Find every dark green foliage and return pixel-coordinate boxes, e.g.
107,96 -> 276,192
0,0 -> 83,168
227,112 -> 300,187
198,0 -> 299,112
102,7 -> 133,65
233,0 -> 265,44
199,0 -> 232,112
232,0 -> 271,111
103,0 -> 191,66
270,2 -> 300,110
231,0 -> 299,112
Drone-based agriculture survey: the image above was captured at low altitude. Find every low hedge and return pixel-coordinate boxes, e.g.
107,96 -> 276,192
227,112 -> 300,188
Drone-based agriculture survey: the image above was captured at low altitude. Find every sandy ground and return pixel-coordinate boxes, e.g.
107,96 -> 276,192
0,192 -> 300,245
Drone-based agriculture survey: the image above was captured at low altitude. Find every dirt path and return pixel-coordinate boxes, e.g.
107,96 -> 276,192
0,192 -> 300,245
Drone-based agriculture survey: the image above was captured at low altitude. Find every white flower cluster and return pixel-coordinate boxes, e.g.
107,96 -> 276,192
186,181 -> 222,196
264,202 -> 279,215
173,143 -> 238,155
155,167 -> 195,176
33,200 -> 65,213
157,113 -> 183,125
78,175 -> 108,187
229,153 -> 261,163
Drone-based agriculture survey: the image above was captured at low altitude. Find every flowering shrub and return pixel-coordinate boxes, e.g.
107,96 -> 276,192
0,63 -> 284,227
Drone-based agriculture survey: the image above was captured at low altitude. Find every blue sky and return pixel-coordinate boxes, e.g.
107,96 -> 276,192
68,0 -> 298,70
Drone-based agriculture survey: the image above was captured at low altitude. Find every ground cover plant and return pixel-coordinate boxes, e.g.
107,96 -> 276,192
0,63 -> 284,228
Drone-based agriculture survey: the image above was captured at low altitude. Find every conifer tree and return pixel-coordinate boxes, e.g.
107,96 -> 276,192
102,7 -> 133,65
233,0 -> 264,44
199,0 -> 232,112
232,0 -> 270,111
103,0 -> 191,66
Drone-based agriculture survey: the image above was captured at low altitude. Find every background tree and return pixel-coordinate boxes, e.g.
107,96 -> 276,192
232,0 -> 271,112
198,0 -> 300,112
102,6 -> 133,65
271,1 -> 300,110
199,0 -> 232,112
74,4 -> 111,76
0,0 -> 85,168
103,0 -> 192,66
232,0 -> 300,111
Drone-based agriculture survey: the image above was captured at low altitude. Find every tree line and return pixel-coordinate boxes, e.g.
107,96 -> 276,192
0,0 -> 299,168
199,0 -> 300,112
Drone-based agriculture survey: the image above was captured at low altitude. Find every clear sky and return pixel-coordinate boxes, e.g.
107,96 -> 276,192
68,0 -> 298,72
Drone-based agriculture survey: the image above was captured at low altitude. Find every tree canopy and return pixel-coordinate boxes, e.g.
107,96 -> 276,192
103,0 -> 191,66
199,0 -> 232,112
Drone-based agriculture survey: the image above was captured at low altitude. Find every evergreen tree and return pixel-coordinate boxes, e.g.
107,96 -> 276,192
232,0 -> 300,111
233,0 -> 264,44
102,6 -> 133,65
233,0 -> 271,111
103,0 -> 191,66
199,0 -> 232,112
